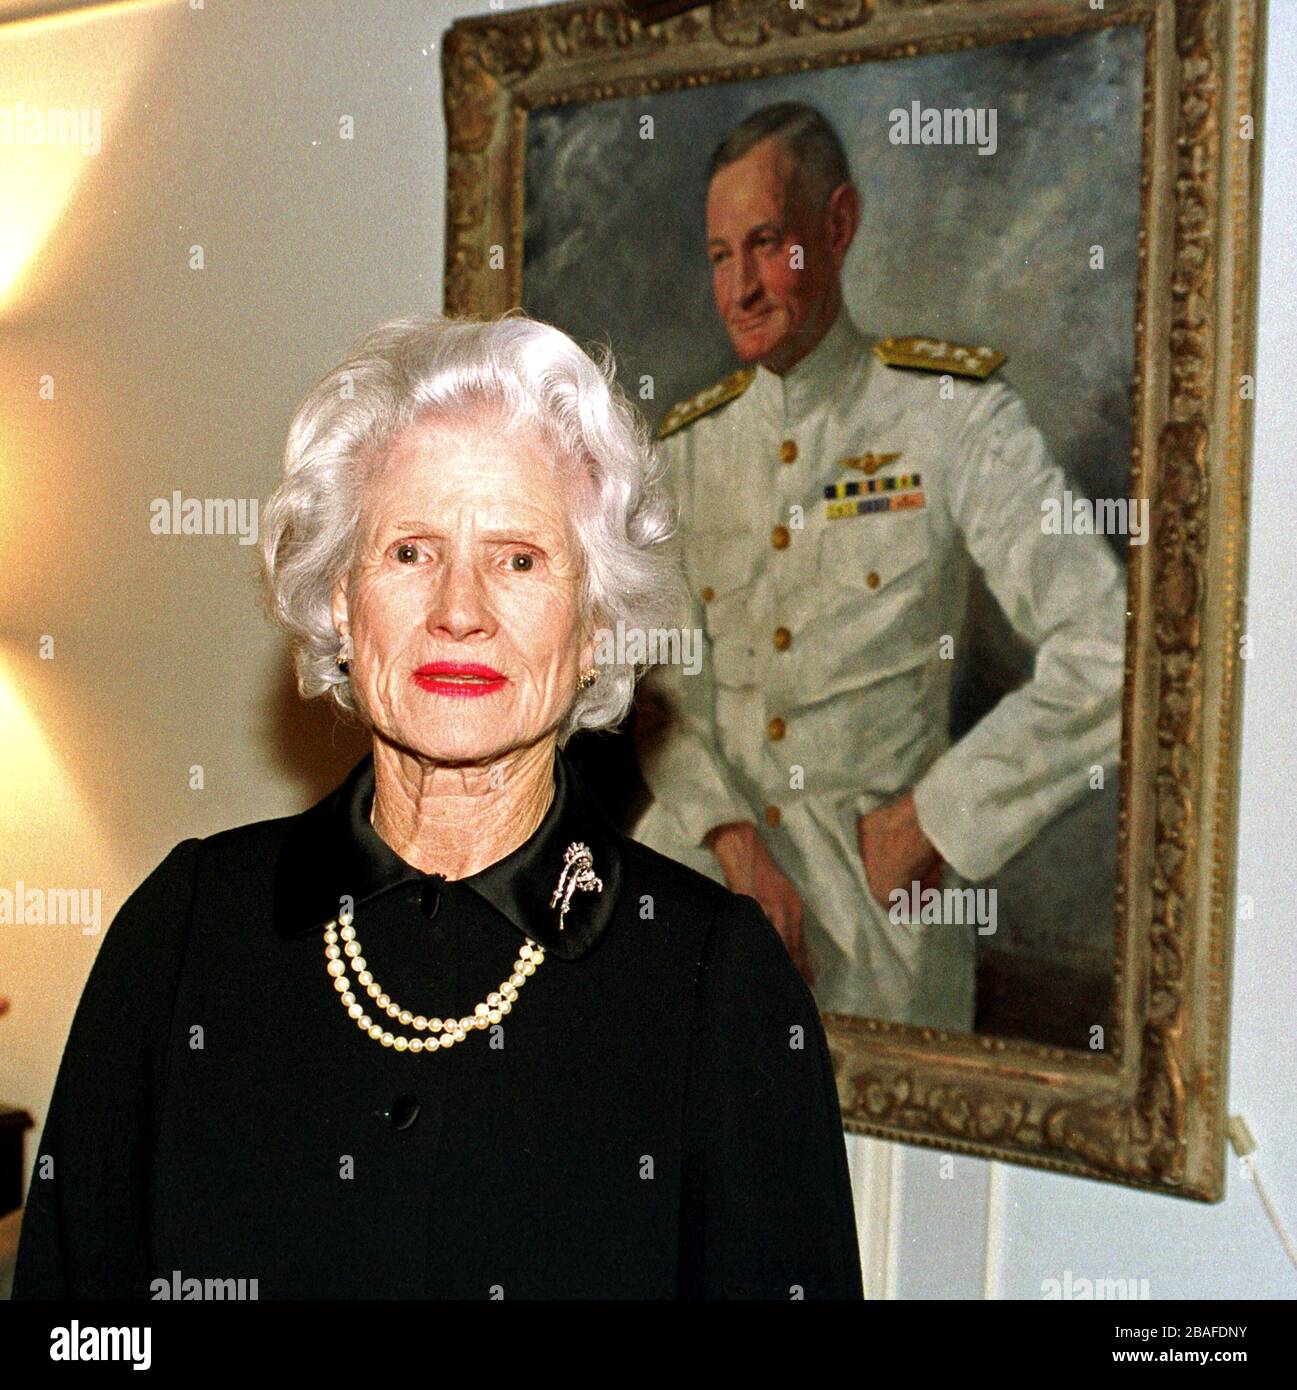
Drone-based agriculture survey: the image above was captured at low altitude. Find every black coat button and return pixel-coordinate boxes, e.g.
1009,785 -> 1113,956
389,1095 -> 420,1132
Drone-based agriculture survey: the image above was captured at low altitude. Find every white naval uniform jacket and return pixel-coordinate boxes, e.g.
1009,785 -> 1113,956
633,309 -> 1126,1028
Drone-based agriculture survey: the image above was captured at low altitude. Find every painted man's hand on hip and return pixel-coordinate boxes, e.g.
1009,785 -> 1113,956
857,791 -> 943,909
704,821 -> 816,989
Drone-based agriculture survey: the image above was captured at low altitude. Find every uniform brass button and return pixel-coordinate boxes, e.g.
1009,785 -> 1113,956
701,585 -> 716,602
866,571 -> 880,589
771,524 -> 790,550
764,804 -> 782,828
773,626 -> 791,651
767,716 -> 786,741
778,439 -> 798,464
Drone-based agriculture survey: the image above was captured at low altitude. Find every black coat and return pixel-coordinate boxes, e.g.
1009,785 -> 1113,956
14,750 -> 863,1300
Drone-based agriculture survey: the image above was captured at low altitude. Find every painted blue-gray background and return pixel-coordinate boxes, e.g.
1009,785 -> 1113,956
523,23 -> 1145,1046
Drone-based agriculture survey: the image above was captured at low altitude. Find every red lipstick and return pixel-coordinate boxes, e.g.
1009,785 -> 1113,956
412,662 -> 508,698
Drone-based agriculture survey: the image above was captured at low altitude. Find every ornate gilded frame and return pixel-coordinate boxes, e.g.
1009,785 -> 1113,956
442,0 -> 1265,1200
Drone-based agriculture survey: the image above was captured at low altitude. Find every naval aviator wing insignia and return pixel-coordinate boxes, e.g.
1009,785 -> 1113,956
840,451 -> 902,475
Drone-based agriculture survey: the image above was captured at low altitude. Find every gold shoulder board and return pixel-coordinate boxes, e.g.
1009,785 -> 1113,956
874,335 -> 1006,380
657,367 -> 756,440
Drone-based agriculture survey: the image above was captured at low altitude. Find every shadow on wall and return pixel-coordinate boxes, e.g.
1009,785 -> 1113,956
258,655 -> 371,809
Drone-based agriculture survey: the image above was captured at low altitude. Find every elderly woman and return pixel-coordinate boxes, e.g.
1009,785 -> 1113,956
14,313 -> 862,1301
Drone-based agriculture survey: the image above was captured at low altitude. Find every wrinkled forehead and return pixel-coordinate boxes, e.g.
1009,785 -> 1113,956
706,137 -> 805,229
362,407 -> 589,533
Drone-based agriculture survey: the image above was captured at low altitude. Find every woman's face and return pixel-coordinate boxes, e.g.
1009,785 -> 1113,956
333,412 -> 592,768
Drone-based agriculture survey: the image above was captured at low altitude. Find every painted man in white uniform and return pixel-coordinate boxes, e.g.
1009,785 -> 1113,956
633,103 -> 1126,1029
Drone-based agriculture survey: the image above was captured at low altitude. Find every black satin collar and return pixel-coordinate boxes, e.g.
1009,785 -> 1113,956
271,748 -> 623,961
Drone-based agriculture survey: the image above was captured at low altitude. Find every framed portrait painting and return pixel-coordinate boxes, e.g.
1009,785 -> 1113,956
443,0 -> 1266,1200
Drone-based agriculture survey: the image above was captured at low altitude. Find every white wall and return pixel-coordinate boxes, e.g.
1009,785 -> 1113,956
1,0 -> 1291,1297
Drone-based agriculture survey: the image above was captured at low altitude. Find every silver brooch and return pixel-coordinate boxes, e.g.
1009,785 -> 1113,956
549,842 -> 603,932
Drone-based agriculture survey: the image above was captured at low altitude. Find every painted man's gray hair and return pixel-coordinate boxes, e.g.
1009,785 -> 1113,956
709,101 -> 852,208
259,311 -> 681,744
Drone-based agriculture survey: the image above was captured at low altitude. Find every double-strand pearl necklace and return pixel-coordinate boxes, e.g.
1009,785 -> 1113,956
323,907 -> 545,1053
323,838 -> 601,1054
